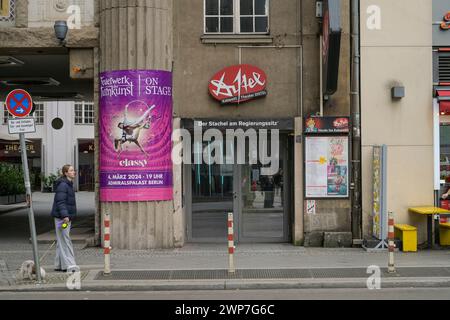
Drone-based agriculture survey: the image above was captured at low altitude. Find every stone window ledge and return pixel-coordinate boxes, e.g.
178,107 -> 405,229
200,34 -> 273,45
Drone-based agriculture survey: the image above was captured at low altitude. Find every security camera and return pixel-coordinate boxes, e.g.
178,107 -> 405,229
54,21 -> 68,45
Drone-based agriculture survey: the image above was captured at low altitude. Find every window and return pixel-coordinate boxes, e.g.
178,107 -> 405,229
2,102 -> 12,124
204,0 -> 269,34
33,103 -> 44,125
0,0 -> 14,23
2,102 -> 44,125
75,102 -> 94,125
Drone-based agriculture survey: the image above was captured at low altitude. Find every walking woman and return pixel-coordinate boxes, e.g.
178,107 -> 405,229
51,164 -> 77,272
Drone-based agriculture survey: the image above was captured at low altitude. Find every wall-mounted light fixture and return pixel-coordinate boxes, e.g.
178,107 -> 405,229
54,21 -> 68,46
391,86 -> 405,100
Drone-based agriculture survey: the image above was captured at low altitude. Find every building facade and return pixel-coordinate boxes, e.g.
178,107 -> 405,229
97,0 -> 352,249
433,0 -> 450,221
3,0 -> 442,250
0,0 -> 96,192
360,0 -> 450,245
0,100 -> 95,192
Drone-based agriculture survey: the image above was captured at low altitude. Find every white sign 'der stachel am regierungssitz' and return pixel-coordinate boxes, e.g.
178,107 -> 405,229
8,118 -> 36,134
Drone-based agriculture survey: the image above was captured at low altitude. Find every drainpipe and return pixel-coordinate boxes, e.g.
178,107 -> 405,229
320,35 -> 324,116
350,0 -> 362,241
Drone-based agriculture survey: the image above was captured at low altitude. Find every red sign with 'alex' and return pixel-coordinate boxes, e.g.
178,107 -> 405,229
209,64 -> 267,105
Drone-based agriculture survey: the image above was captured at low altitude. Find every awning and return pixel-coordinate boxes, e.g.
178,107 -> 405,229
0,133 -> 20,141
437,89 -> 450,114
0,133 -> 32,142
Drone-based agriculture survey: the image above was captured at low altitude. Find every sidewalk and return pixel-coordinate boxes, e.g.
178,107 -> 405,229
0,192 -> 95,245
0,191 -> 95,214
1,244 -> 449,291
0,202 -> 27,215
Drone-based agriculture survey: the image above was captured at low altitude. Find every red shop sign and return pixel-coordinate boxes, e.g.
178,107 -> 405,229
209,64 -> 267,105
333,117 -> 349,129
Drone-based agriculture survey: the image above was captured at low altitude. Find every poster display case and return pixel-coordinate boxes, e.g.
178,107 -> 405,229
304,116 -> 350,199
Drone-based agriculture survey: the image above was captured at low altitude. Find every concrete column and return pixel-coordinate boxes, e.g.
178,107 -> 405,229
15,0 -> 28,28
172,118 -> 184,247
99,0 -> 177,249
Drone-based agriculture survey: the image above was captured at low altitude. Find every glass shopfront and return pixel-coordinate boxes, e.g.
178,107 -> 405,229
184,120 -> 294,243
0,139 -> 42,191
440,120 -> 450,205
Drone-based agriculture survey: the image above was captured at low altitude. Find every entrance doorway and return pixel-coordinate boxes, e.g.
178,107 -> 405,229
186,133 -> 292,243
77,139 -> 95,191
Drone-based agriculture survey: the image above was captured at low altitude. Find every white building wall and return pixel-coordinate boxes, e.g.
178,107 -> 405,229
0,101 -> 94,178
360,0 -> 433,244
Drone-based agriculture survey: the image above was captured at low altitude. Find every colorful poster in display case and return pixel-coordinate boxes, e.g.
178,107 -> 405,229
305,136 -> 349,198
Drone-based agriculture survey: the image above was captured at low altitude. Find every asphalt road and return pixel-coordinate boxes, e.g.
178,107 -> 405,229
1,288 -> 450,300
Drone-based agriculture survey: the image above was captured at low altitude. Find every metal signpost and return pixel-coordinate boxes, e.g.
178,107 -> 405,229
5,89 -> 42,282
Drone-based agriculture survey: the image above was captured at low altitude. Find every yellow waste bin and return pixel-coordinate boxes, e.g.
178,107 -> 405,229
394,224 -> 417,252
440,223 -> 450,246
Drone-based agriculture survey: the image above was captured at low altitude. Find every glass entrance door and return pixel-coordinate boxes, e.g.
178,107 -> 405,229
240,162 -> 285,241
189,141 -> 236,241
238,135 -> 289,242
187,134 -> 290,243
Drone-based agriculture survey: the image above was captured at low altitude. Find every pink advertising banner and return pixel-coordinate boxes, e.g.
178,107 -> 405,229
100,70 -> 173,202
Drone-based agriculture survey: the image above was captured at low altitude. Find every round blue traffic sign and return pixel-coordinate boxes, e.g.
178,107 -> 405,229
5,89 -> 33,118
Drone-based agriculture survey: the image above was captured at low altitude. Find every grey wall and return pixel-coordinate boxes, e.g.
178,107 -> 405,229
301,0 -> 350,117
301,0 -> 352,240
173,0 -> 302,119
173,0 -> 352,244
433,0 -> 450,46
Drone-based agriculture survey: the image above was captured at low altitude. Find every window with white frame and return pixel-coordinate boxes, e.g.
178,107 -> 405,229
204,0 -> 269,34
75,102 -> 94,125
33,103 -> 44,125
2,102 -> 12,124
2,102 -> 44,124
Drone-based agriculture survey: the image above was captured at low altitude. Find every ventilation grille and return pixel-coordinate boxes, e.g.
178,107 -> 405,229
439,54 -> 450,83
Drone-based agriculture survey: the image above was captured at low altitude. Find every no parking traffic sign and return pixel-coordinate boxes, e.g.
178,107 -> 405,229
4,89 -> 41,281
5,89 -> 33,118
5,89 -> 36,134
